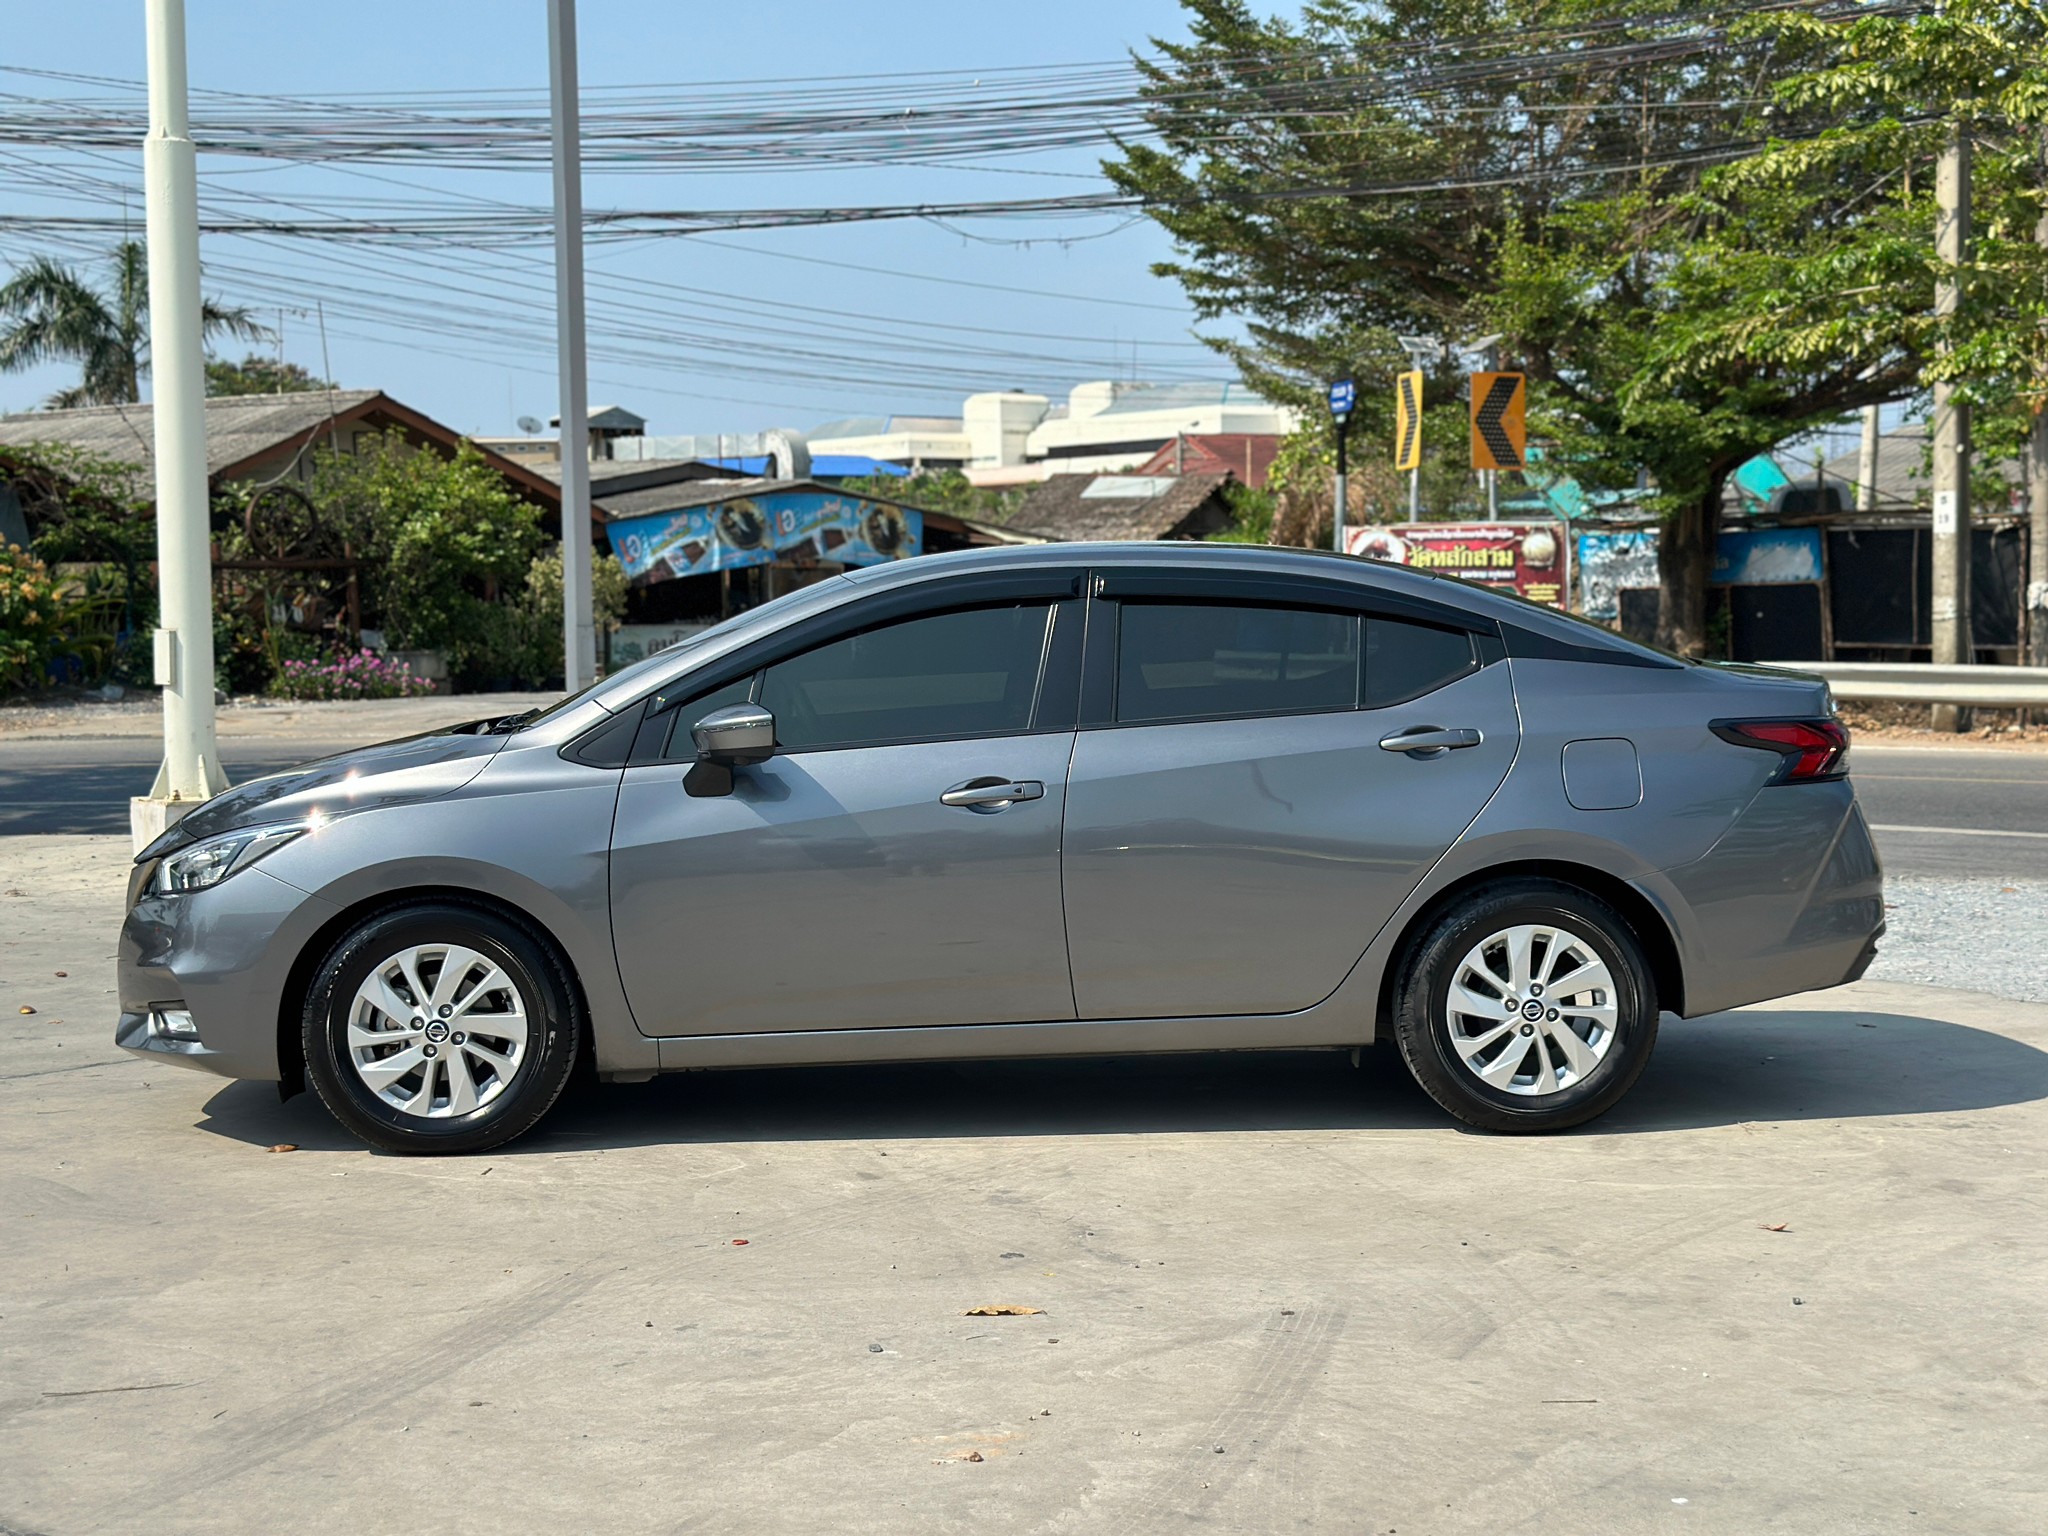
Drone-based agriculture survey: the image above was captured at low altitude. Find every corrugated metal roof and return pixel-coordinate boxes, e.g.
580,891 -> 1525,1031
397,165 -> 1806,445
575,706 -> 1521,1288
1010,472 -> 1236,541
0,391 -> 380,483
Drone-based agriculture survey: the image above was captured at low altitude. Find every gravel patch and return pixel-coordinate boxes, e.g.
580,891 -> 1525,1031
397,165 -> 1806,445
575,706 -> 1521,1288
1866,874 -> 2048,1004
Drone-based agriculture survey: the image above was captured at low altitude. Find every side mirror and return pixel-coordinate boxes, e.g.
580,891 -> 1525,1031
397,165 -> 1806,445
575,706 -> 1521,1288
684,703 -> 775,797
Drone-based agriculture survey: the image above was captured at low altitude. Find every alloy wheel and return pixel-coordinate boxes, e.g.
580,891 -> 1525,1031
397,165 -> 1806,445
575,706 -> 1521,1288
1445,923 -> 1618,1098
346,943 -> 530,1118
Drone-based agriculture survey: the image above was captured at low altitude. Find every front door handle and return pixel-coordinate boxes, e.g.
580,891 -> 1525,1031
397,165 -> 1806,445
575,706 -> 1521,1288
940,777 -> 1045,812
1379,726 -> 1482,755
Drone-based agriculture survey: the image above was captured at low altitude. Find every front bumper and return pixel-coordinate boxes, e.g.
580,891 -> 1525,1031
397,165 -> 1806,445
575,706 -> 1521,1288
115,866 -> 342,1082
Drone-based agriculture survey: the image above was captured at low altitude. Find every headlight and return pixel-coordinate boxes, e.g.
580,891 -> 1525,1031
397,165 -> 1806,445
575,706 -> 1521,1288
152,825 -> 306,894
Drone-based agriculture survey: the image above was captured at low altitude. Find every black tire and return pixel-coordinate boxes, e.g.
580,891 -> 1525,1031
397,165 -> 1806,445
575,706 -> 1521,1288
1392,878 -> 1658,1133
303,902 -> 581,1154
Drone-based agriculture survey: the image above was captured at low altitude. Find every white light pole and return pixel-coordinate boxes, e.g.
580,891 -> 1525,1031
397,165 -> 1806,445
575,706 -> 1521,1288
136,0 -> 226,848
549,0 -> 596,692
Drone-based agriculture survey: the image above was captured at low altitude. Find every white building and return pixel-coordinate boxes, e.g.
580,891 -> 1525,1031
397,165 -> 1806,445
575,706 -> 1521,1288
806,381 -> 1295,485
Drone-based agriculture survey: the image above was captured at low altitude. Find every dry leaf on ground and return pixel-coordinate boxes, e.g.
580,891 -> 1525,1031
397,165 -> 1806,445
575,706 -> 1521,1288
964,1305 -> 1043,1316
1760,1222 -> 1792,1233
267,1144 -> 298,1154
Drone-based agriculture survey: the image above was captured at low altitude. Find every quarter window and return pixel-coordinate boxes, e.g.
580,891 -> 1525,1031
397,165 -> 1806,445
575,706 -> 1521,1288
1114,603 -> 1360,724
758,602 -> 1055,751
1364,617 -> 1478,707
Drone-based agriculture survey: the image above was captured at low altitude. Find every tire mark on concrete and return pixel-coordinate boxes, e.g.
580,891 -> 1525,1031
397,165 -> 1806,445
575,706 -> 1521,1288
88,1263 -> 602,1528
1091,1302 -> 1347,1536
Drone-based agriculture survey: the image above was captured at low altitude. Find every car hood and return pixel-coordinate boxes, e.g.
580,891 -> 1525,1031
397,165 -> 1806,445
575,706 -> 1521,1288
136,725 -> 509,861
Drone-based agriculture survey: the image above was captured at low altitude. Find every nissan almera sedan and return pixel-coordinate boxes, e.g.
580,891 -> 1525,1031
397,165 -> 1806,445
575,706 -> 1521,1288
117,543 -> 1884,1153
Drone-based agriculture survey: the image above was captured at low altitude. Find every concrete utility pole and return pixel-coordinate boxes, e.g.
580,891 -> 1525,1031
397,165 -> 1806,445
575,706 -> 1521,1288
2028,130 -> 2048,669
549,0 -> 596,692
1930,122 -> 1973,730
1857,404 -> 1882,513
136,0 -> 227,847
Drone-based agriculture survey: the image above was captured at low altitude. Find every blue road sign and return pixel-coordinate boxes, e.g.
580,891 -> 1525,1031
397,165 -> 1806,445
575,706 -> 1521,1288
1328,379 -> 1356,417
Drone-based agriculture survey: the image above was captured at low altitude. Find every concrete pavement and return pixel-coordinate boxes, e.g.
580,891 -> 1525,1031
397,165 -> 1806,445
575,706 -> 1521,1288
2,832 -> 2044,1535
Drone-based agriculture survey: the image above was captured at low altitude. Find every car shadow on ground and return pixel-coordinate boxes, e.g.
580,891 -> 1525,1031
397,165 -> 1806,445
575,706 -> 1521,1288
191,1002 -> 2048,1154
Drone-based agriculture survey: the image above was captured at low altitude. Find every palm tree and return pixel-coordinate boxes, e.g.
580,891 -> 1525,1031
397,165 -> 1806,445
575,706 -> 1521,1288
0,241 -> 269,408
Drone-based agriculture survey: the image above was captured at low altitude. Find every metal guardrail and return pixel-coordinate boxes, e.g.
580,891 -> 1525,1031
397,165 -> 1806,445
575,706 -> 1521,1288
1761,661 -> 2048,708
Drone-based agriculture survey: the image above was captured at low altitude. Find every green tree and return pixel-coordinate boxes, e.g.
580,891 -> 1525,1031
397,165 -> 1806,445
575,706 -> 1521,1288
1109,0 -> 2048,652
304,432 -> 545,673
205,354 -> 332,397
0,242 -> 267,408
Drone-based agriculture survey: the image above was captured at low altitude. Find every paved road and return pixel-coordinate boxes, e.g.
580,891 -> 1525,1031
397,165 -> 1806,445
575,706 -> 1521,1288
0,736 -> 369,837
1852,746 -> 2048,879
3,732 -> 2042,877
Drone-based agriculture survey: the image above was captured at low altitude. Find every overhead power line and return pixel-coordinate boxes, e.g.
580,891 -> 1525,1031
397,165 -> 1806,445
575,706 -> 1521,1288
0,1 -> 1928,173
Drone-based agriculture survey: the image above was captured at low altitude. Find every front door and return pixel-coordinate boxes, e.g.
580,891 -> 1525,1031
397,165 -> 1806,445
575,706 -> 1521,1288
610,599 -> 1080,1036
1062,596 -> 1520,1020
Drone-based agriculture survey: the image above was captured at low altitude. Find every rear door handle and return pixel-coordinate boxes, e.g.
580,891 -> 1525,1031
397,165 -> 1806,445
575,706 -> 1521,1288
940,777 -> 1045,811
1379,727 -> 1482,754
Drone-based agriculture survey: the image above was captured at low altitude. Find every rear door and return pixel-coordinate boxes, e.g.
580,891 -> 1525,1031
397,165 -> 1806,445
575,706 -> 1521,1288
1061,572 -> 1520,1020
610,593 -> 1083,1036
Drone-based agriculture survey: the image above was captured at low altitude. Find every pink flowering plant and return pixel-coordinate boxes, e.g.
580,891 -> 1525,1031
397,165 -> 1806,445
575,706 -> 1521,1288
271,648 -> 434,702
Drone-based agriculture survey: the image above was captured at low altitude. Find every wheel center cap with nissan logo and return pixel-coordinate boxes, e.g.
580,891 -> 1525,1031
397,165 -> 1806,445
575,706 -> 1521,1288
1521,1000 -> 1545,1021
424,1021 -> 450,1043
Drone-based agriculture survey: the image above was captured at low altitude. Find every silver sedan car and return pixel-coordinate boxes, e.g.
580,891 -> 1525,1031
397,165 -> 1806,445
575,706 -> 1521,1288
117,543 -> 1883,1152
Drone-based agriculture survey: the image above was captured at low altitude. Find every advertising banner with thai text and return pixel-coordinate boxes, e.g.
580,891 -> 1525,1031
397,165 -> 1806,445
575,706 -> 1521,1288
1346,522 -> 1569,608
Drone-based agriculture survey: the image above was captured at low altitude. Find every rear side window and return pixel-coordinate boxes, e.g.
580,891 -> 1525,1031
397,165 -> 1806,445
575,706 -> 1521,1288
1364,617 -> 1478,708
759,602 -> 1055,751
1115,603 -> 1360,724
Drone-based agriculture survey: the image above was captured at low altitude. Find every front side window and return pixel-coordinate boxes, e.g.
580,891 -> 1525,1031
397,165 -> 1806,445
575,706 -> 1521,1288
1115,603 -> 1360,724
759,602 -> 1055,751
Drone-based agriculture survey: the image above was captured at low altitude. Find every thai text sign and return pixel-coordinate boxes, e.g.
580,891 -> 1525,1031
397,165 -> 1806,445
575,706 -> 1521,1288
1347,521 -> 1569,608
610,491 -> 923,582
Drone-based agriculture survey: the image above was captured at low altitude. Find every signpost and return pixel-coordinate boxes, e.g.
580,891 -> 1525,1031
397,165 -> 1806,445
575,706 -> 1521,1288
1327,378 -> 1355,552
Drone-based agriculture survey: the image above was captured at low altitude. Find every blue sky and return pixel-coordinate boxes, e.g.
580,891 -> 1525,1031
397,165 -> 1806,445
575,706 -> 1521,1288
1,0 -> 1230,437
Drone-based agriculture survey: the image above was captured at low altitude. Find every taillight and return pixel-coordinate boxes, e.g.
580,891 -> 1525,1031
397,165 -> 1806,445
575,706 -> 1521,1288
1711,718 -> 1851,782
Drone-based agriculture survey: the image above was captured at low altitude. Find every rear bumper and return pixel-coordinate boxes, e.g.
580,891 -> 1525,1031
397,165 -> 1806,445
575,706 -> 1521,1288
1656,782 -> 1885,1017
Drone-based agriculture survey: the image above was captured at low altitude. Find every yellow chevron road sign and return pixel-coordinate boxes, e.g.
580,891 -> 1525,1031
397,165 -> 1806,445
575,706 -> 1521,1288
1394,370 -> 1423,471
1470,371 -> 1526,471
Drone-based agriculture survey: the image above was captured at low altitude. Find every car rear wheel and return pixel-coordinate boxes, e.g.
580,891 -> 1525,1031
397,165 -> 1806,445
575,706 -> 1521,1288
303,903 -> 581,1154
1392,879 -> 1658,1133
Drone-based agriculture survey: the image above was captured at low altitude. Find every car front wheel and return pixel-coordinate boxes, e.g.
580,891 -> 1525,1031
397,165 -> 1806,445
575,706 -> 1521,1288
303,903 -> 581,1154
1392,879 -> 1658,1133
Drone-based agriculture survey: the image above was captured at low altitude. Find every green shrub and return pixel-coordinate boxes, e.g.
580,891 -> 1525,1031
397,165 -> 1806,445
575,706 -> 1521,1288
0,543 -> 65,691
0,545 -> 123,694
